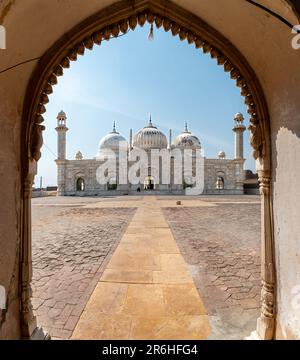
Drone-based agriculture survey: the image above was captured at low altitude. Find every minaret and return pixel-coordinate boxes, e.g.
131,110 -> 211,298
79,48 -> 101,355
55,110 -> 68,160
232,112 -> 246,159
129,128 -> 133,150
169,129 -> 172,150
55,110 -> 68,196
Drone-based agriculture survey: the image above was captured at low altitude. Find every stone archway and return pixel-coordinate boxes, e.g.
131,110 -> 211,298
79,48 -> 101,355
20,0 -> 275,340
144,176 -> 155,190
76,178 -> 85,192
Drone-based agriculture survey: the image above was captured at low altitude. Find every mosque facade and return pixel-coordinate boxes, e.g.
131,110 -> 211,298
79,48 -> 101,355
55,111 -> 246,195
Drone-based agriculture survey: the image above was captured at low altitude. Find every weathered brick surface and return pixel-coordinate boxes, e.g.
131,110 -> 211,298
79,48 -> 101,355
32,201 -> 135,339
162,198 -> 261,339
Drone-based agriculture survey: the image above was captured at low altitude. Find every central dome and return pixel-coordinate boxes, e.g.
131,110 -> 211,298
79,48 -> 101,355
133,117 -> 168,150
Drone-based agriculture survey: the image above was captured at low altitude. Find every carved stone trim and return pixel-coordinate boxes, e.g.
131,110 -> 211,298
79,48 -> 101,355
30,124 -> 45,162
20,160 -> 38,338
256,171 -> 276,340
249,122 -> 264,161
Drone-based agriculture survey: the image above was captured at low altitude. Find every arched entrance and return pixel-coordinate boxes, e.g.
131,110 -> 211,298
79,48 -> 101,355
20,0 -> 275,340
76,178 -> 85,192
144,176 -> 155,190
216,176 -> 225,190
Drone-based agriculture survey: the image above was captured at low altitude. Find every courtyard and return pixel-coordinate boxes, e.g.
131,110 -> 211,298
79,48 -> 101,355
31,195 -> 260,340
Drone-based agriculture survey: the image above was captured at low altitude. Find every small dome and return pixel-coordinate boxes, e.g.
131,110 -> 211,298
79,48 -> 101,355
234,112 -> 244,122
96,122 -> 128,158
218,151 -> 226,159
133,116 -> 168,150
173,122 -> 201,149
57,110 -> 66,118
75,151 -> 83,160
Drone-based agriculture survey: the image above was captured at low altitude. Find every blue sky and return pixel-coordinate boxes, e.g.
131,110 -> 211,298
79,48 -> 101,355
37,25 -> 254,187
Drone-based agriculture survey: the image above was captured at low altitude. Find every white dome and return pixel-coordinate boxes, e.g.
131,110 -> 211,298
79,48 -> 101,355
96,123 -> 128,158
234,112 -> 244,121
218,151 -> 226,159
173,123 -> 201,149
57,110 -> 66,117
133,118 -> 168,150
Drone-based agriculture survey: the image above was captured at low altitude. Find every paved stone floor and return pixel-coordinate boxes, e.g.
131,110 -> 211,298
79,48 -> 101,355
32,197 -> 136,339
72,197 -> 210,340
162,196 -> 261,339
32,195 -> 260,340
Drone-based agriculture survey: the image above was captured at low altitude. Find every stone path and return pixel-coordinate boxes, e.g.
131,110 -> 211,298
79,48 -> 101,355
71,197 -> 210,339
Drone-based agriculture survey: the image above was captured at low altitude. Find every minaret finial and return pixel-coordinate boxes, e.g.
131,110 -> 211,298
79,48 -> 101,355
169,129 -> 172,150
184,121 -> 188,132
149,114 -> 153,127
129,128 -> 133,150
148,23 -> 154,41
112,121 -> 116,133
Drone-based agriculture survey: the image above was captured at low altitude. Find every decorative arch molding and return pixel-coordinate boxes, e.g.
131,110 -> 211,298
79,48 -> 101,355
20,0 -> 275,340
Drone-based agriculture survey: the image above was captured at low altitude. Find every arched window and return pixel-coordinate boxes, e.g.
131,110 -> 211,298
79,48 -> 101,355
76,178 -> 85,191
216,176 -> 224,190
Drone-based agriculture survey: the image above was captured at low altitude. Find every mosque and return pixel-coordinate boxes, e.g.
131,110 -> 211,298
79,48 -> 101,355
55,111 -> 246,195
